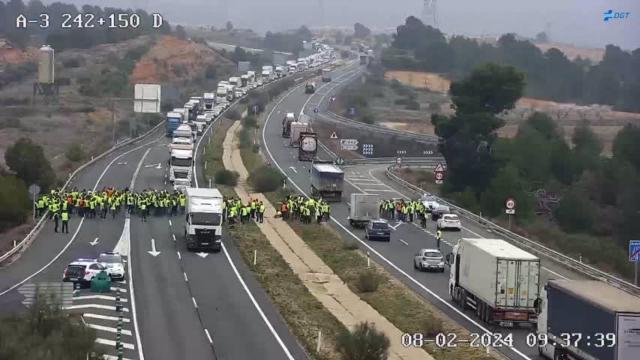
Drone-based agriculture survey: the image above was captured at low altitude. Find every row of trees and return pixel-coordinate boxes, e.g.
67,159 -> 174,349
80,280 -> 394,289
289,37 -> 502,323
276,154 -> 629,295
433,63 -> 640,275
262,26 -> 312,55
0,0 -> 172,50
383,16 -> 640,112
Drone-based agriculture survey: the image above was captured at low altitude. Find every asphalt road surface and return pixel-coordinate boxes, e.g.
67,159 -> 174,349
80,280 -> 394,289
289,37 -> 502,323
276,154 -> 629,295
1,94 -> 307,359
262,64 -> 588,360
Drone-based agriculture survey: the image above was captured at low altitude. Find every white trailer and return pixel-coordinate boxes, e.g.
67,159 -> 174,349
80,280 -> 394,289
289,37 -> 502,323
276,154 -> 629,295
184,188 -> 223,252
348,193 -> 380,228
172,108 -> 188,123
169,148 -> 193,190
289,122 -> 309,147
447,238 -> 540,327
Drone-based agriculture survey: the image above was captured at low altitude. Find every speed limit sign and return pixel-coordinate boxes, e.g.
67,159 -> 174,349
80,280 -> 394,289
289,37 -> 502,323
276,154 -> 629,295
505,198 -> 516,214
435,172 -> 444,180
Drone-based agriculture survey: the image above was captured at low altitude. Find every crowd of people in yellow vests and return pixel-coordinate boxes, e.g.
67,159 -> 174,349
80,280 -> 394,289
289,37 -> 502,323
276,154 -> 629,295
379,198 -> 430,227
277,195 -> 331,224
223,197 -> 266,224
36,187 -> 188,232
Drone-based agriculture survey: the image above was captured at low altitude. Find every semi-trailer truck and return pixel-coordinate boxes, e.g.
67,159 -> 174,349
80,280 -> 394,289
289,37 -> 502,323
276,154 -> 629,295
310,163 -> 344,202
184,187 -> 223,252
165,112 -> 182,136
298,132 -> 317,161
203,93 -> 215,111
348,193 -> 380,228
305,82 -> 316,94
538,279 -> 640,360
282,112 -> 295,137
447,238 -> 541,327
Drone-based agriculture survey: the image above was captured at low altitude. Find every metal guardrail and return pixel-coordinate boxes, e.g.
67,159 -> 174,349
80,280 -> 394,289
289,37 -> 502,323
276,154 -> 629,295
384,165 -> 640,297
345,156 -> 446,165
0,121 -> 164,265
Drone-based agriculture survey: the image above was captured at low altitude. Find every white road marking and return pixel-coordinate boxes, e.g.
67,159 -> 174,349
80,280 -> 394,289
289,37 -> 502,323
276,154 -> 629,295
192,297 -> 198,309
172,233 -> 176,242
83,313 -> 130,323
89,237 -> 99,246
113,218 -> 131,257
64,304 -> 129,312
289,166 -> 297,173
204,329 -> 214,344
0,139 -> 159,297
176,251 -> 181,260
95,338 -> 135,350
168,219 -> 172,227
184,272 -> 189,282
87,323 -> 132,336
103,356 -> 133,360
74,295 -> 127,302
399,239 -> 409,246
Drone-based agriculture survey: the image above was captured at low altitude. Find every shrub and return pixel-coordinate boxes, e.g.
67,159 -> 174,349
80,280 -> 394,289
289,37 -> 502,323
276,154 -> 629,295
336,322 -> 390,360
5,138 -> 55,191
62,58 -> 82,68
65,144 -> 85,162
214,169 -> 239,186
248,166 -> 285,192
205,65 -> 217,79
243,116 -> 258,128
360,113 -> 375,124
226,109 -> 241,120
394,98 -> 408,106
421,314 -> 444,337
405,100 -> 420,110
553,191 -> 596,233
343,240 -> 359,250
0,175 -> 30,231
356,270 -> 382,293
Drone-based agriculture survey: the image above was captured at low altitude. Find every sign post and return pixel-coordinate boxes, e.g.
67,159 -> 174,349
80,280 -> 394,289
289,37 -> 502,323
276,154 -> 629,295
434,163 -> 445,185
28,184 -> 40,220
505,198 -> 516,229
630,240 -> 640,285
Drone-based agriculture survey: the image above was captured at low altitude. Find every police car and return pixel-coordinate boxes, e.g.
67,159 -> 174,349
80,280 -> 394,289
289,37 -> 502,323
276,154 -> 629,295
62,258 -> 107,287
98,252 -> 125,281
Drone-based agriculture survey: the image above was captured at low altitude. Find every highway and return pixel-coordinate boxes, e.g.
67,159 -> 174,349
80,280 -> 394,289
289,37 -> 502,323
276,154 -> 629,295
261,64 -> 588,360
0,93 -> 307,359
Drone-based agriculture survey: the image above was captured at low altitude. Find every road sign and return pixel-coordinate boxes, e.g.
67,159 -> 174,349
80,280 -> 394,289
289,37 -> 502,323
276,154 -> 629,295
330,132 -> 338,139
506,198 -> 516,209
362,144 -> 374,156
435,163 -> 445,172
505,209 -> 516,215
396,157 -> 402,165
340,139 -> 358,151
630,240 -> 640,262
28,184 -> 40,196
314,107 -> 319,113
134,83 -> 161,113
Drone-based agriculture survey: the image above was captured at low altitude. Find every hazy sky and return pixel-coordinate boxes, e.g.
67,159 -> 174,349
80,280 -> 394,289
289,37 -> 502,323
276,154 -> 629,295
47,0 -> 639,49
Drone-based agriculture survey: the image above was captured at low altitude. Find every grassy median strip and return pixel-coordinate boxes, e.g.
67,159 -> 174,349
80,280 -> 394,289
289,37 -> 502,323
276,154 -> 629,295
238,123 -> 499,360
202,119 -> 346,360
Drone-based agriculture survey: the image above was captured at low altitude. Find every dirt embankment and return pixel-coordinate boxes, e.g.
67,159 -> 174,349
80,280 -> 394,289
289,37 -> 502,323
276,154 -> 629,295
131,36 -> 234,84
382,70 -> 640,154
0,46 -> 39,65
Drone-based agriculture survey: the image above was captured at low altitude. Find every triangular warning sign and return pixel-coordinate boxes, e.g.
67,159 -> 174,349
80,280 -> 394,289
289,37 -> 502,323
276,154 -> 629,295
330,132 -> 338,139
435,163 -> 445,172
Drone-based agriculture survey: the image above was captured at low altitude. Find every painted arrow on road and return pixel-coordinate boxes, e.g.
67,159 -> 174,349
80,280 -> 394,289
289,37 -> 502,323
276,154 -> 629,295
147,238 -> 161,257
89,237 -> 99,246
389,222 -> 403,230
196,252 -> 209,259
144,163 -> 162,169
289,166 -> 297,173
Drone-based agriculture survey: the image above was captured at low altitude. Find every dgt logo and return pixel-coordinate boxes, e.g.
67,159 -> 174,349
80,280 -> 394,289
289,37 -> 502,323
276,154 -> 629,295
603,10 -> 630,22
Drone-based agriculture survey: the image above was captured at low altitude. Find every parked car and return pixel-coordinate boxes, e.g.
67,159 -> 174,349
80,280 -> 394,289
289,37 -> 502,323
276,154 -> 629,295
98,252 -> 125,281
364,219 -> 391,242
436,213 -> 461,231
420,194 -> 440,213
413,248 -> 445,272
62,258 -> 107,287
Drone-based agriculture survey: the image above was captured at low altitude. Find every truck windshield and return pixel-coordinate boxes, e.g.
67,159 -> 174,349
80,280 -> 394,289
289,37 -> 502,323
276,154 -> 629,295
174,171 -> 189,179
191,213 -> 221,226
171,157 -> 192,167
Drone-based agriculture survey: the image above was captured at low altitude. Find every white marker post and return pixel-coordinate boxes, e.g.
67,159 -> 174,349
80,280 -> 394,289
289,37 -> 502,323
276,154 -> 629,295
253,250 -> 257,266
367,251 -> 370,268
316,330 -> 322,353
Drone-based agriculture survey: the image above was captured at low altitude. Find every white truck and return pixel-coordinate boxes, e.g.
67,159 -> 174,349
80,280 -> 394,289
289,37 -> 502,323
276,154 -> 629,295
216,86 -> 228,105
240,74 -> 249,88
447,238 -> 541,327
538,280 -> 640,360
289,121 -> 309,147
170,136 -> 194,153
229,77 -> 240,89
275,66 -> 285,78
169,149 -> 193,190
203,93 -> 216,111
184,187 -> 223,252
194,115 -> 207,135
172,108 -> 188,123
172,123 -> 193,140
261,65 -> 274,82
246,71 -> 256,87
348,193 -> 380,228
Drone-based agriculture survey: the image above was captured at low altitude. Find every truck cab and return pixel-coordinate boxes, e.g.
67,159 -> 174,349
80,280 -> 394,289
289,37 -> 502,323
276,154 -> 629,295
298,132 -> 317,161
165,112 -> 183,137
184,188 -> 223,252
305,82 -> 316,94
194,115 -> 207,135
203,93 -> 215,111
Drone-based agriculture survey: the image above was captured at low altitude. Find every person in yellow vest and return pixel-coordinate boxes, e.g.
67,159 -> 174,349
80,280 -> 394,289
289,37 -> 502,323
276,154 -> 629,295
257,201 -> 265,223
179,194 -> 186,214
139,200 -> 147,222
61,210 -> 69,233
250,199 -> 257,219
